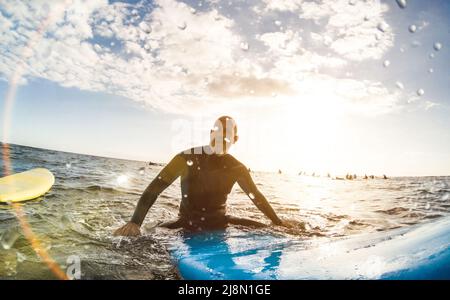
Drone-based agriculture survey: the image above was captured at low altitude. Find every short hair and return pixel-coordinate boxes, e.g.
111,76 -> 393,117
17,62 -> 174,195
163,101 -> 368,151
215,116 -> 238,136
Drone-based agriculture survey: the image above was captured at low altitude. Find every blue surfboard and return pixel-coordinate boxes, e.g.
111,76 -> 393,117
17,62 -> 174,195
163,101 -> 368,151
169,216 -> 450,279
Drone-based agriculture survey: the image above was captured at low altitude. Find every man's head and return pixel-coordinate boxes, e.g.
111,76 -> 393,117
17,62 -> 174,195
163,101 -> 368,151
209,116 -> 238,155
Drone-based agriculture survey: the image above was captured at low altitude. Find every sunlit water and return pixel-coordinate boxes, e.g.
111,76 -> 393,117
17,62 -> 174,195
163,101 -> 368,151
1,143 -> 449,279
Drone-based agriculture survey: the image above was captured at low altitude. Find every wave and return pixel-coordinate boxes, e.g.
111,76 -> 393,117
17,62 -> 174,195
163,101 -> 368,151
54,184 -> 142,195
376,207 -> 409,215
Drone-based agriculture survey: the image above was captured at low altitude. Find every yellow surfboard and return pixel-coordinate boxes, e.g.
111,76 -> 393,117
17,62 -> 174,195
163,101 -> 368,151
0,168 -> 55,203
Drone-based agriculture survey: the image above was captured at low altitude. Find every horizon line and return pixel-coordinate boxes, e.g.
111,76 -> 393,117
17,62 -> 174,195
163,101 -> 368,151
0,140 -> 449,178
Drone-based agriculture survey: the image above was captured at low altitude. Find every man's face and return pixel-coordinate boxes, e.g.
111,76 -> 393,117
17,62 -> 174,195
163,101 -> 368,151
210,119 -> 237,155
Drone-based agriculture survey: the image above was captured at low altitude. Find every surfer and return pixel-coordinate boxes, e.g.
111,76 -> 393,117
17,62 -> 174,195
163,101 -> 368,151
114,116 -> 285,236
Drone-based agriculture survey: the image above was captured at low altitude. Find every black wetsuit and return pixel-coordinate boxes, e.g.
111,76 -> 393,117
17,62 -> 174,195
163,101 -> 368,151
131,146 -> 282,231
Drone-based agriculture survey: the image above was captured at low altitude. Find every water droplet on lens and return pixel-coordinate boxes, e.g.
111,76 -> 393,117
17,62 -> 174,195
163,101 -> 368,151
377,22 -> 389,33
187,160 -> 194,166
139,22 -> 152,34
202,207 -> 206,211
348,0 -> 357,5
190,7 -> 196,14
416,88 -> 424,96
240,42 -> 249,51
395,81 -> 404,89
183,194 -> 188,198
383,60 -> 390,67
433,42 -> 442,51
274,20 -> 282,26
395,0 -> 407,9
408,24 -> 416,33
429,53 -> 435,59
197,166 -> 201,170
60,214 -> 72,229
16,251 -> 26,263
110,42 -> 115,47
131,9 -> 139,16
177,21 -> 187,30
144,43 -> 151,51
1,228 -> 20,250
428,68 -> 434,73
200,217 -> 205,221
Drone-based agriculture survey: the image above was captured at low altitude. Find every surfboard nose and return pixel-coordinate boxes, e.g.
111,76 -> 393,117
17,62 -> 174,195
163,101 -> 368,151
0,168 -> 55,202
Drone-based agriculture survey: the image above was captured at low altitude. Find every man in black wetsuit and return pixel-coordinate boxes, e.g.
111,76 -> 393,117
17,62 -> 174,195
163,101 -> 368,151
114,116 -> 284,236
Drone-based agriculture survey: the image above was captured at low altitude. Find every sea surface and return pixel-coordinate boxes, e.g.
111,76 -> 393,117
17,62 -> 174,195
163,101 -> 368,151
1,143 -> 449,279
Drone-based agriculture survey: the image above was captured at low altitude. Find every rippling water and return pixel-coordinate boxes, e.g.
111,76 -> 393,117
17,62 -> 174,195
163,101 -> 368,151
1,143 -> 449,279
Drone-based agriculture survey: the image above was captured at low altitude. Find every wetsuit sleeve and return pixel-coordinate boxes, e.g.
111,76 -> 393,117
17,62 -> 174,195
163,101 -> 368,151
235,165 -> 283,225
131,154 -> 185,226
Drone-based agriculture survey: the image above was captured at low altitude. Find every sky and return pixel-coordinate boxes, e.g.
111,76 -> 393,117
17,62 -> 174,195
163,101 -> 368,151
0,0 -> 449,176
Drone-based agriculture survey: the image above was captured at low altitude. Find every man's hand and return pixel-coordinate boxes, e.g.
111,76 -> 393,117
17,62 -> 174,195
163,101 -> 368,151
113,222 -> 141,237
273,219 -> 304,230
273,219 -> 292,228
272,218 -> 284,226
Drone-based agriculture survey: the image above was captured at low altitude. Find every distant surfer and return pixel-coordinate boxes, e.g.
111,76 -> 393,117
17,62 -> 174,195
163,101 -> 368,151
114,116 -> 286,236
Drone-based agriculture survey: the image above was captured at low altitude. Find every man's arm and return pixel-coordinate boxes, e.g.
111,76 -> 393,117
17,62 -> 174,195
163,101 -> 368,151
235,166 -> 283,225
113,154 -> 185,236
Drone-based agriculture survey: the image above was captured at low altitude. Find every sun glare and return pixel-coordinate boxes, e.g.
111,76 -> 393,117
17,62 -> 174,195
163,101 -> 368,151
264,90 -> 346,175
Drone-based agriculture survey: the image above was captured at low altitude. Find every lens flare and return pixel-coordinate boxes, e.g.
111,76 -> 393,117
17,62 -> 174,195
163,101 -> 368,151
1,1 -> 73,280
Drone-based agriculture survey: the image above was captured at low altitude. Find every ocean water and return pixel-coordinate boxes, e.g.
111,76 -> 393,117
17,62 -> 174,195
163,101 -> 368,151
0,143 -> 449,279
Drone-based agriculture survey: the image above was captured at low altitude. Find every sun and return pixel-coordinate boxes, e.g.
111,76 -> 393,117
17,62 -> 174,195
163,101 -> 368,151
256,90 -> 348,175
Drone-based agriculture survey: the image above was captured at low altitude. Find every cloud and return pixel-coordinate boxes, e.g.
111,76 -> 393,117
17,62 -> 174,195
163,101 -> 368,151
260,0 -> 304,12
424,101 -> 439,110
207,74 -> 295,98
0,0 -> 413,117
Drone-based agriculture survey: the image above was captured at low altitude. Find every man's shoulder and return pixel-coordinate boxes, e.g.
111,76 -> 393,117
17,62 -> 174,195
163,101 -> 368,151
177,145 -> 209,156
225,154 -> 246,168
